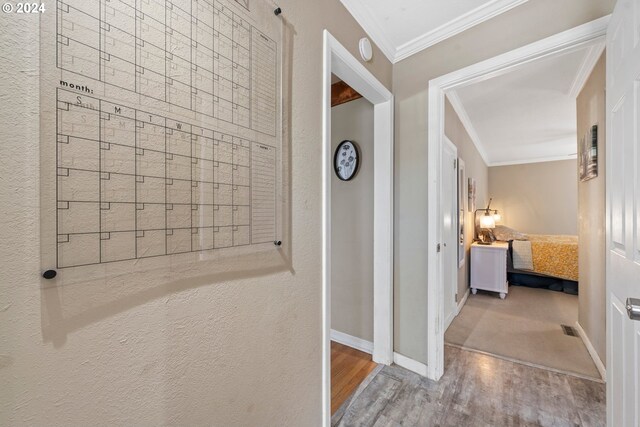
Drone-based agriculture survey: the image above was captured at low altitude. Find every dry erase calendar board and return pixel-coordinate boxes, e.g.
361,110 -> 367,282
39,0 -> 290,285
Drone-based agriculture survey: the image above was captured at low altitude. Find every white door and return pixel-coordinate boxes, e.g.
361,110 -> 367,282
443,137 -> 458,329
606,0 -> 640,425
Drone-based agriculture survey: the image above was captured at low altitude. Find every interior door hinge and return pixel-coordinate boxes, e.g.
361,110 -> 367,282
454,159 -> 457,169
437,243 -> 441,253
455,293 -> 458,303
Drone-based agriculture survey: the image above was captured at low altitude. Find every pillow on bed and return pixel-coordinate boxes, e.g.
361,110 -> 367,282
493,225 -> 528,242
512,240 -> 534,270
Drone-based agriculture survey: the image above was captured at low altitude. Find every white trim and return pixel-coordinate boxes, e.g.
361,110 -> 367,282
341,0 -> 528,63
445,40 -> 604,167
443,136 -> 459,333
338,0 -> 397,63
372,99 -> 395,367
322,33 -> 332,427
426,16 -> 609,382
574,322 -> 606,381
331,330 -> 374,354
393,352 -> 428,377
444,310 -> 456,332
568,43 -> 606,99
395,0 -> 530,63
488,154 -> 578,167
446,91 -> 490,165
427,80 -> 445,380
322,30 -> 394,427
457,288 -> 470,315
430,15 -> 610,91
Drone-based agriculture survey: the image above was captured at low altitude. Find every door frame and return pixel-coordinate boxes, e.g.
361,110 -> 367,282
426,17 -> 609,380
442,136 -> 459,331
322,30 -> 394,425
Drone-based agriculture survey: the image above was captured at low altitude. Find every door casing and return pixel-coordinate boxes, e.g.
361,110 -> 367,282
442,136 -> 458,331
426,17 -> 609,380
322,30 -> 394,426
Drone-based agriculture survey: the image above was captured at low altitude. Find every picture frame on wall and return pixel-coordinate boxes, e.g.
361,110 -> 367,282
579,124 -> 598,182
458,158 -> 466,268
468,177 -> 476,212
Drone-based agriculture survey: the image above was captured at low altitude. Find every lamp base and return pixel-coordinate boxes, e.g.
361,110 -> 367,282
477,230 -> 495,245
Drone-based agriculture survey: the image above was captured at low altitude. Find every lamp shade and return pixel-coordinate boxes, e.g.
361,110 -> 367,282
479,214 -> 496,229
493,212 -> 501,223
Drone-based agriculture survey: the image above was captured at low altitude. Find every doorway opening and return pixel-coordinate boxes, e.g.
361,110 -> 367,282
321,31 -> 394,426
427,17 -> 609,381
329,77 -> 376,415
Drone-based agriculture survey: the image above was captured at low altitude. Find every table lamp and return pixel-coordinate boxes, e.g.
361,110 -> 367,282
478,211 -> 496,244
475,198 -> 500,244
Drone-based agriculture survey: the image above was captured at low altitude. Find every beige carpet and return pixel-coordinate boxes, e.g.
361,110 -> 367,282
445,286 -> 601,380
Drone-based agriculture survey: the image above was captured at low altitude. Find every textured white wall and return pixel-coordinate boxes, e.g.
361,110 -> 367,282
0,1 -> 391,425
331,98 -> 374,342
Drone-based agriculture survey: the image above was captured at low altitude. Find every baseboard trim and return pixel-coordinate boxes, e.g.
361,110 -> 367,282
457,288 -> 470,314
444,310 -> 455,331
330,329 -> 373,354
393,352 -> 428,377
574,322 -> 606,381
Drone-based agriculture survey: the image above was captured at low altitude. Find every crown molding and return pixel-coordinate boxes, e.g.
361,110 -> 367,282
568,42 -> 605,98
438,16 -> 609,168
394,0 -> 530,63
342,0 -> 529,64
447,90 -> 581,167
445,90 -> 490,165
488,154 -> 578,167
339,0 -> 397,63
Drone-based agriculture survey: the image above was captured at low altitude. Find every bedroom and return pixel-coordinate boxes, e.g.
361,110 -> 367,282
441,38 -> 606,382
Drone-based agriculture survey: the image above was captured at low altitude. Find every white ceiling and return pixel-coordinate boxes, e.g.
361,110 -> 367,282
340,0 -> 529,63
448,43 -> 605,166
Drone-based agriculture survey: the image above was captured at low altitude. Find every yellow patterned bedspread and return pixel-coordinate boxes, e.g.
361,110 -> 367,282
528,234 -> 578,282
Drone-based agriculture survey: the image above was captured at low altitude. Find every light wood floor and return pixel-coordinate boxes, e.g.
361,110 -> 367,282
331,341 -> 378,414
332,345 -> 605,426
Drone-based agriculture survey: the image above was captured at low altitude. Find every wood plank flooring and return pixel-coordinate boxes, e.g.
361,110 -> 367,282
333,345 -> 605,427
331,341 -> 378,415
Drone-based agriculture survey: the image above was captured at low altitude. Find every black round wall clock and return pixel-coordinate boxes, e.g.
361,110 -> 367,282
334,140 -> 360,181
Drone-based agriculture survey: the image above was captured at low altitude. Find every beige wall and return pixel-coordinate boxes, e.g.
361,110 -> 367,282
393,0 -> 614,364
488,160 -> 578,235
0,1 -> 392,425
444,98 -> 489,303
576,53 -> 606,364
331,98 -> 374,342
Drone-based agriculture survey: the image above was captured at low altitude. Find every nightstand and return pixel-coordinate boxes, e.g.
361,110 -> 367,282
470,242 -> 509,299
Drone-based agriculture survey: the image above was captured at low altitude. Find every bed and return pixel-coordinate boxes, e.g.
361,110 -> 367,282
505,234 -> 579,295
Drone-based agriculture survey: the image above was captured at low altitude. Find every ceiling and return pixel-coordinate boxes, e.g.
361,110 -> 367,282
448,43 -> 604,166
340,0 -> 529,63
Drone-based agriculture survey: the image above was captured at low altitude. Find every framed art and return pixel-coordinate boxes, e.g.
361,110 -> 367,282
458,158 -> 466,267
334,140 -> 360,181
579,124 -> 598,182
